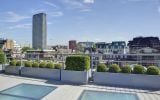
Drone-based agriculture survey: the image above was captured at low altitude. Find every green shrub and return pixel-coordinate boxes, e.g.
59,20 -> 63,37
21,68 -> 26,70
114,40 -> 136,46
10,60 -> 17,66
0,49 -> 6,64
65,55 -> 90,71
109,64 -> 121,73
16,61 -> 22,66
133,65 -> 145,74
47,62 -> 54,69
32,62 -> 39,68
147,66 -> 159,75
24,61 -> 32,67
121,65 -> 132,73
97,63 -> 107,72
39,62 -> 47,68
54,63 -> 62,69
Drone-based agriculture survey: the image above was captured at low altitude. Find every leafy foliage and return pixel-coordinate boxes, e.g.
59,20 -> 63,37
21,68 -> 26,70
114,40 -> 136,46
133,65 -> 145,74
147,66 -> 159,75
39,62 -> 47,68
46,62 -> 54,69
0,49 -> 6,64
10,60 -> 17,66
109,64 -> 121,73
121,65 -> 132,73
65,55 -> 90,71
97,63 -> 107,72
54,63 -> 62,69
16,61 -> 22,66
24,61 -> 32,67
21,47 -> 34,52
32,62 -> 39,68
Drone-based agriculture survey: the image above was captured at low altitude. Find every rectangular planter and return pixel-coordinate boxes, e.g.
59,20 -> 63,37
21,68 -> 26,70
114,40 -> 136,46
93,72 -> 160,90
21,67 -> 60,80
5,66 -> 20,75
61,70 -> 89,84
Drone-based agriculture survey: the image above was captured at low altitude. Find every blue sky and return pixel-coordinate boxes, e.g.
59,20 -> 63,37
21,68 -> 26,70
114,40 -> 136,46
0,0 -> 160,46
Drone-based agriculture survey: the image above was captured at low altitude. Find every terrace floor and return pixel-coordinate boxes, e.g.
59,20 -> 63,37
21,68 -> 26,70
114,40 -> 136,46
0,74 -> 159,100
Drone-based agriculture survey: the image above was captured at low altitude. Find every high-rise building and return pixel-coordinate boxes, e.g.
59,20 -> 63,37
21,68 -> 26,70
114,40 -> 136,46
32,13 -> 47,49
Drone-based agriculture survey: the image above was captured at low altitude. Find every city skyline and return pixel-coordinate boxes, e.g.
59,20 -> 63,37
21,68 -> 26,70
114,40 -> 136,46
1,0 -> 160,45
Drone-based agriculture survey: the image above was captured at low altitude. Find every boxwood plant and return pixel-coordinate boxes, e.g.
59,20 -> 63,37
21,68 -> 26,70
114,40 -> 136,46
24,61 -> 32,67
133,65 -> 145,74
109,64 -> 121,73
121,65 -> 132,73
46,62 -> 54,69
97,63 -> 107,72
32,62 -> 39,68
10,60 -> 17,66
39,62 -> 47,68
147,66 -> 159,75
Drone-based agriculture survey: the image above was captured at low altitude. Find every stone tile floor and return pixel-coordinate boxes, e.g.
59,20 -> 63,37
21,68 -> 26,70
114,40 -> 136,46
0,74 -> 159,100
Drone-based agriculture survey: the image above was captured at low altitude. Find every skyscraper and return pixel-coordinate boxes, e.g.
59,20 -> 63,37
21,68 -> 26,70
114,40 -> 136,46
32,13 -> 47,49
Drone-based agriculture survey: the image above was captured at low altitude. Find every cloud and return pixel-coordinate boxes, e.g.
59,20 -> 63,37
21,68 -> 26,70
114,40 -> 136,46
31,9 -> 47,14
83,0 -> 94,4
80,8 -> 92,12
43,1 -> 59,9
3,12 -> 30,22
62,0 -> 85,9
50,11 -> 64,17
9,23 -> 31,29
61,0 -> 94,13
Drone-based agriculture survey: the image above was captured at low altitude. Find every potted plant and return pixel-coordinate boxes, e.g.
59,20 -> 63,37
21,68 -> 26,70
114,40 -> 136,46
94,64 -> 160,89
21,61 -> 60,80
5,60 -> 22,75
61,55 -> 90,84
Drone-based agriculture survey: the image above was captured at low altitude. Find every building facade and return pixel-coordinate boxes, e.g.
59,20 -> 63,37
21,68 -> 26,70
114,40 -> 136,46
32,13 -> 47,49
77,42 -> 94,53
128,37 -> 160,54
0,39 -> 14,50
95,41 -> 127,54
69,40 -> 77,52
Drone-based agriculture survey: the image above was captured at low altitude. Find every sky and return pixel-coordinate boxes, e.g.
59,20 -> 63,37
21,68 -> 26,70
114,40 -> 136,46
0,0 -> 160,46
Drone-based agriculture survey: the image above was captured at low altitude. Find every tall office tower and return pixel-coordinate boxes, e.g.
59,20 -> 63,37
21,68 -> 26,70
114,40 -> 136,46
32,13 -> 47,49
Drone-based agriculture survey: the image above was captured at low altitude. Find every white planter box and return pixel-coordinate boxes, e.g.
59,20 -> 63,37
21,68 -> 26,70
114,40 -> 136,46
21,67 -> 60,80
61,70 -> 89,84
94,72 -> 160,89
5,66 -> 20,75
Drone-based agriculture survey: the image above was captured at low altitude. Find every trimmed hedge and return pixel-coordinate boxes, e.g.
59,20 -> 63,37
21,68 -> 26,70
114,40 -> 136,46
121,65 -> 132,73
133,65 -> 145,74
65,55 -> 90,71
39,62 -> 47,68
32,62 -> 39,68
97,63 -> 107,72
54,63 -> 62,69
10,60 -> 17,66
47,62 -> 54,69
147,66 -> 159,75
24,61 -> 32,67
109,64 -> 121,73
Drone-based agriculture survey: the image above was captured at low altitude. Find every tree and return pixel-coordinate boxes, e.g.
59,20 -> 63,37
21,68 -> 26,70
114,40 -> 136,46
92,43 -> 97,53
21,47 -> 33,52
0,49 -> 6,72
0,49 -> 6,64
